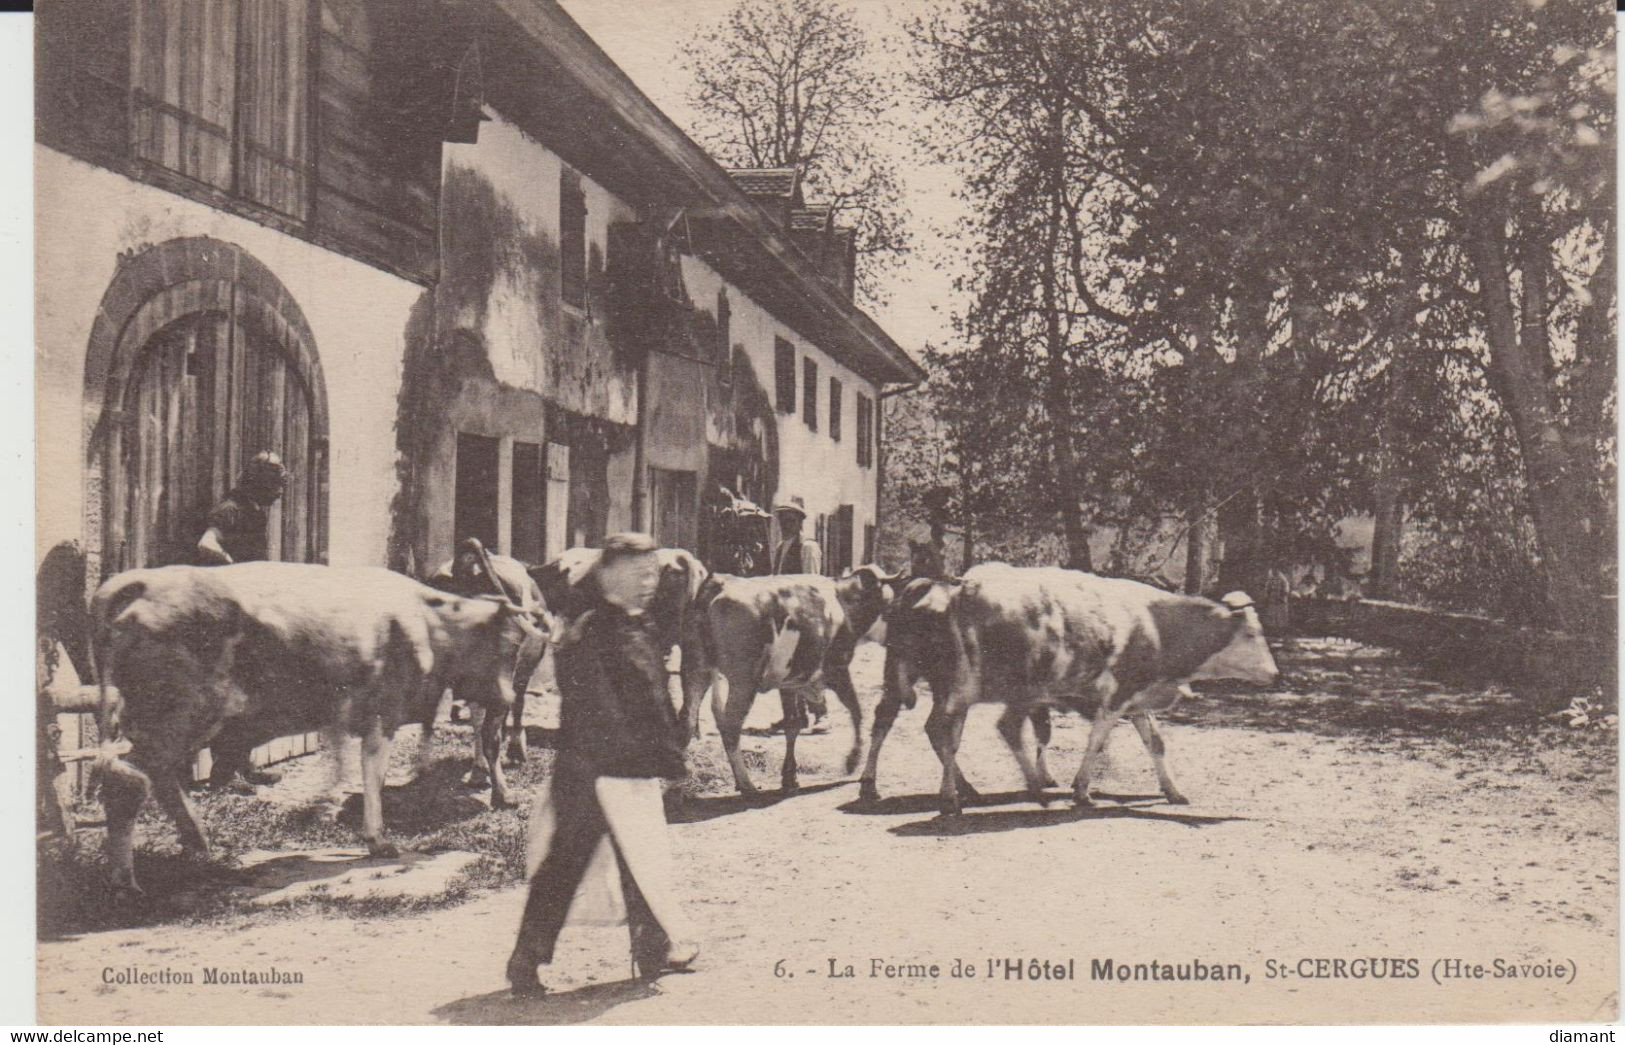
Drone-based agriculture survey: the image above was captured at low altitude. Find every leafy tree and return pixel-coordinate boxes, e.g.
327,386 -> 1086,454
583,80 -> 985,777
680,0 -> 910,301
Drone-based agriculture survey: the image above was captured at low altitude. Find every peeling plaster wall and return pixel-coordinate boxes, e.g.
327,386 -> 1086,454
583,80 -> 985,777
422,112 -> 640,565
36,146 -> 419,572
439,113 -> 638,424
679,256 -> 882,564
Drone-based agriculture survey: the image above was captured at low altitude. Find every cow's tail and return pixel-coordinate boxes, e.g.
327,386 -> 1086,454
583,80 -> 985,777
692,573 -> 727,662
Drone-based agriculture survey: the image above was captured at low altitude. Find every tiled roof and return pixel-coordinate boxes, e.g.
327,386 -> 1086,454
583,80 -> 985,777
789,205 -> 833,231
726,167 -> 801,198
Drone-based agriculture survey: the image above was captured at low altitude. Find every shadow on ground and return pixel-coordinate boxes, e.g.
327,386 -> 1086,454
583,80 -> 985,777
667,781 -> 849,825
1170,639 -> 1570,743
432,978 -> 659,1025
888,802 -> 1248,837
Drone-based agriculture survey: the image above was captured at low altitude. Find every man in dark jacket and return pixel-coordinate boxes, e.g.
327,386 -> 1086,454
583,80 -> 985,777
195,450 -> 288,790
507,533 -> 699,996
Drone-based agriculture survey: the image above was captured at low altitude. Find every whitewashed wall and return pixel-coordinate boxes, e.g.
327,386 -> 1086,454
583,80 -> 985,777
35,146 -> 421,570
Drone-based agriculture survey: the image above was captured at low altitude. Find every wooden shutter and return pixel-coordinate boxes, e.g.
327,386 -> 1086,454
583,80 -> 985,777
239,0 -> 310,218
131,0 -> 236,190
803,358 -> 818,431
544,442 -> 570,561
829,377 -> 842,441
774,337 -> 796,413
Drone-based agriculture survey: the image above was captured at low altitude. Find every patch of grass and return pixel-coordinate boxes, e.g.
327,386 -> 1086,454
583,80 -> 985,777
41,717 -> 812,937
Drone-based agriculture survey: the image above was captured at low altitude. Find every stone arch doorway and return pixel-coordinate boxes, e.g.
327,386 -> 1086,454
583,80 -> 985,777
83,238 -> 329,580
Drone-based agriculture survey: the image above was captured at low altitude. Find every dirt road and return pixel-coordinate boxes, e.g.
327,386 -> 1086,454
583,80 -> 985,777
37,641 -> 1618,1024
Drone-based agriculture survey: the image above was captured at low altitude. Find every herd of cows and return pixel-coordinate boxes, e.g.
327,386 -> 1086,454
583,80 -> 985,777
83,541 -> 1279,894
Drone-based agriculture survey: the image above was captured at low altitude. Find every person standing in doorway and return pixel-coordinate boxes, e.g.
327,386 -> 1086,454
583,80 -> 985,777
769,496 -> 827,729
507,533 -> 700,996
195,450 -> 289,790
770,496 -> 822,576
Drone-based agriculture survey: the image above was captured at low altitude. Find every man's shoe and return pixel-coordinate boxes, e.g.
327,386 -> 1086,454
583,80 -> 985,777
665,941 -> 700,971
506,953 -> 547,997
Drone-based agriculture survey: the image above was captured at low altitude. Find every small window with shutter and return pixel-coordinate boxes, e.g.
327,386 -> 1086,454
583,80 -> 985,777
829,377 -> 843,441
803,358 -> 818,431
774,337 -> 796,413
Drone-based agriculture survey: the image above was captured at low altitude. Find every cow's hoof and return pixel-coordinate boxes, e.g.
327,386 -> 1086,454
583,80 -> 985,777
490,794 -> 517,811
108,874 -> 144,898
1027,788 -> 1051,809
367,841 -> 401,860
1164,792 -> 1191,806
843,749 -> 863,775
938,795 -> 963,817
780,778 -> 800,795
857,781 -> 880,803
505,744 -> 527,765
465,770 -> 491,790
1072,791 -> 1096,809
1038,775 -> 1060,790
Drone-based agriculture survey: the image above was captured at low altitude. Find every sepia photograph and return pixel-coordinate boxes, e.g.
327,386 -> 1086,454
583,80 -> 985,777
29,0 -> 1619,1027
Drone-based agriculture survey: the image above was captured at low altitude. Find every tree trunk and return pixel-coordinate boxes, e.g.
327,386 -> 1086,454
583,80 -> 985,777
1039,101 -> 1090,571
1466,203 -> 1607,633
1184,499 -> 1211,595
1369,476 -> 1404,600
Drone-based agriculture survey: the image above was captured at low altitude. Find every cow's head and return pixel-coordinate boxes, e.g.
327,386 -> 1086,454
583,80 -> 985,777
882,577 -> 961,709
838,564 -> 909,635
1189,591 -> 1279,685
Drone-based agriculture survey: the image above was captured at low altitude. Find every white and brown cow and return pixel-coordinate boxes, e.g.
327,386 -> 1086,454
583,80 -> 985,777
864,564 -> 1278,814
696,565 -> 903,795
89,562 -> 544,892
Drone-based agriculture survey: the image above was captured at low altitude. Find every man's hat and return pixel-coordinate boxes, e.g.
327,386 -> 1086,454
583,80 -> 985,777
772,495 -> 808,519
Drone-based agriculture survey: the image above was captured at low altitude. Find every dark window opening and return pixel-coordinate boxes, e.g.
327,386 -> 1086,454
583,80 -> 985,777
774,337 -> 796,414
829,377 -> 843,441
454,433 -> 500,551
856,393 -> 874,468
803,357 -> 818,431
511,441 -> 544,564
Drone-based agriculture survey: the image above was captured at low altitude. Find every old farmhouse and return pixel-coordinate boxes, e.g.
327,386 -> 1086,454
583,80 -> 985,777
35,0 -> 922,788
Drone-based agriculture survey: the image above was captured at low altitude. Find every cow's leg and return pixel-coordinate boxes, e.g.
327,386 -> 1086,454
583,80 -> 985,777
923,701 -> 968,816
507,634 -> 547,764
677,642 -> 712,747
713,667 -> 762,796
1031,707 -> 1058,789
858,690 -> 903,802
97,755 -> 152,893
481,700 -> 516,809
317,723 -> 348,809
358,719 -> 399,859
1130,712 -> 1189,805
147,756 -> 210,856
778,688 -> 810,793
466,702 -> 493,789
996,704 -> 1051,806
825,662 -> 864,776
1072,705 -> 1125,808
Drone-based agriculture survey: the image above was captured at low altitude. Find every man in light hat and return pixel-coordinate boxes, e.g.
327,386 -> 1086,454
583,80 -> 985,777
769,496 -> 826,729
770,496 -> 821,576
